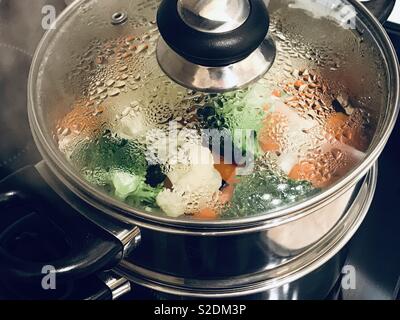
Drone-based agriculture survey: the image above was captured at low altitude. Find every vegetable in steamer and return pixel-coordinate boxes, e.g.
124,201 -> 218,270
70,133 -> 163,208
58,62 -> 371,220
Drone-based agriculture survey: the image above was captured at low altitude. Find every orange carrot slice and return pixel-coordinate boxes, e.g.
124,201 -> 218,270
259,112 -> 288,153
294,80 -> 305,88
325,112 -> 349,136
259,137 -> 281,153
214,161 -> 237,182
219,183 -> 236,205
325,112 -> 369,152
272,89 -> 282,97
195,208 -> 218,220
289,162 -> 324,188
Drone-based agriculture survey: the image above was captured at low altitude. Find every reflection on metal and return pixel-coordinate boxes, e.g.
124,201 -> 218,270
156,37 -> 276,93
98,271 -> 131,300
177,0 -> 251,33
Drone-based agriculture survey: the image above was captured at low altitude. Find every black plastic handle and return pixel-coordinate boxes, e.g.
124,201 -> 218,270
157,0 -> 269,67
0,166 -> 123,285
363,0 -> 396,23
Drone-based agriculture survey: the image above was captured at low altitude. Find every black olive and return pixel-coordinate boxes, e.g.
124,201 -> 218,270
146,165 -> 166,187
203,105 -> 216,117
196,107 -> 205,118
197,105 -> 216,119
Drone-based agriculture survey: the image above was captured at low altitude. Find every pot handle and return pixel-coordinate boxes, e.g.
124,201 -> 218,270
2,270 -> 131,300
0,165 -> 124,285
362,0 -> 396,23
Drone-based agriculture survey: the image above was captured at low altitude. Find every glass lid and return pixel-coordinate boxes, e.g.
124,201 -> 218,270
32,0 -> 389,222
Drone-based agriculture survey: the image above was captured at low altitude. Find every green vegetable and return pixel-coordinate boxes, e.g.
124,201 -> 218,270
221,169 -> 317,218
71,132 -> 162,207
198,85 -> 267,158
113,171 -> 163,207
112,171 -> 141,199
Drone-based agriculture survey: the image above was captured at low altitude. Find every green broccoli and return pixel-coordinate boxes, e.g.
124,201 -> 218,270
70,132 -> 162,207
112,171 -> 163,208
221,169 -> 318,218
198,86 -> 267,159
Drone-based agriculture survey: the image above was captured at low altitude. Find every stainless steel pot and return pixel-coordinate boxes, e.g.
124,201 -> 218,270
116,164 -> 377,298
0,0 -> 398,299
34,160 -> 376,299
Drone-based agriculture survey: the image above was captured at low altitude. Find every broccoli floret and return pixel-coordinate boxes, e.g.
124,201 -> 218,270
221,169 -> 318,218
130,182 -> 163,207
112,171 -> 163,208
198,87 -> 266,159
70,132 -> 162,207
70,132 -> 148,186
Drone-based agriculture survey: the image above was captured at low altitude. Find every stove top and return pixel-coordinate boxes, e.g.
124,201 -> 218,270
0,0 -> 399,300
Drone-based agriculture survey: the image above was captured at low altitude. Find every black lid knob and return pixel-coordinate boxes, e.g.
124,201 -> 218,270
157,0 -> 270,67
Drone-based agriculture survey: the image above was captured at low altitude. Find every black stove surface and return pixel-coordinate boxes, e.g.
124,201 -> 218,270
0,0 -> 399,300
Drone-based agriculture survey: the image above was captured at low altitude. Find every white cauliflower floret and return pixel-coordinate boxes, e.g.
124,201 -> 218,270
156,165 -> 222,218
156,189 -> 188,218
167,143 -> 217,185
167,143 -> 221,195
145,122 -> 202,166
174,165 -> 222,194
117,112 -> 149,141
158,151 -> 222,217
167,164 -> 191,185
180,143 -> 215,167
150,127 -> 223,218
178,166 -> 222,211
